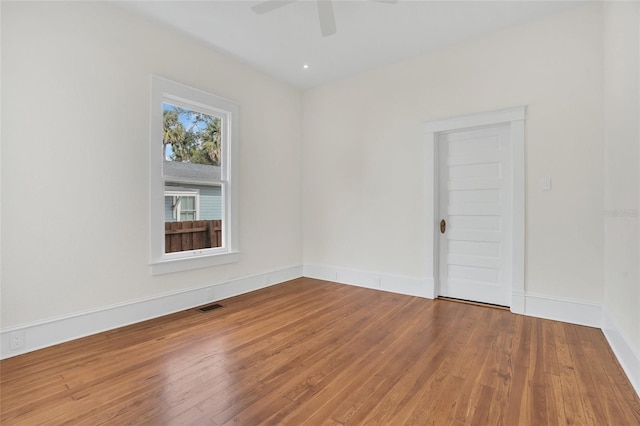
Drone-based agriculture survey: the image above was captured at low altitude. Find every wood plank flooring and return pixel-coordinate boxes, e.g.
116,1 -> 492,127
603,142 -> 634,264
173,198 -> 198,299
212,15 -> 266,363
1,278 -> 639,425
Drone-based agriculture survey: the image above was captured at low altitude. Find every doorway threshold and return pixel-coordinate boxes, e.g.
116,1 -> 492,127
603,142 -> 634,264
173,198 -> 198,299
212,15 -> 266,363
437,296 -> 509,310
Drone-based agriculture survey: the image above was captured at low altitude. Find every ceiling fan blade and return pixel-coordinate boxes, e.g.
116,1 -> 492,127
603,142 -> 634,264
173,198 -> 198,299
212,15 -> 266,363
251,0 -> 296,15
317,0 -> 336,37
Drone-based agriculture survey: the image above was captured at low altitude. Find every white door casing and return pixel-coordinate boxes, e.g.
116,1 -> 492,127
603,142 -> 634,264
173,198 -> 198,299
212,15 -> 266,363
438,124 -> 512,306
424,107 -> 526,313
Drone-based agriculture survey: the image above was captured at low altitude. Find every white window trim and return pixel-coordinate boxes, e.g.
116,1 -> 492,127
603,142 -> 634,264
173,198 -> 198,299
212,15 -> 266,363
149,76 -> 239,275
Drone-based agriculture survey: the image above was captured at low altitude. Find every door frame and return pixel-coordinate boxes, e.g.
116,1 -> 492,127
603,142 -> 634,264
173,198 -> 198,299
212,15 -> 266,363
424,106 -> 526,314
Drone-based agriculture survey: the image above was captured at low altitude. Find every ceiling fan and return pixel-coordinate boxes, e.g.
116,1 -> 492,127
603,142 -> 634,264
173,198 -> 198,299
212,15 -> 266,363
251,0 -> 398,37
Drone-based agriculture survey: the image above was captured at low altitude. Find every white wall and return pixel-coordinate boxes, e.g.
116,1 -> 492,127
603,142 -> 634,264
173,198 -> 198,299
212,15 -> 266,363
603,0 -> 640,369
1,2 -> 303,328
302,4 -> 605,303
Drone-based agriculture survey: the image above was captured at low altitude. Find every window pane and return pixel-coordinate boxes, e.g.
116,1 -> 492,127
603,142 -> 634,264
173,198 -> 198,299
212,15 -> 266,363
181,196 -> 195,210
180,211 -> 195,221
162,104 -> 222,254
162,103 -> 222,173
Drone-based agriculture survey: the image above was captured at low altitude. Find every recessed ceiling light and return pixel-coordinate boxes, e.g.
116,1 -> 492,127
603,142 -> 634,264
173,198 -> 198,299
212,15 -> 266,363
303,64 -> 309,69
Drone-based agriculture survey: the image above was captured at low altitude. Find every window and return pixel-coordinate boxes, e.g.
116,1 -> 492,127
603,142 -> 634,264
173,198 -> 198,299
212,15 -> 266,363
164,190 -> 199,222
149,76 -> 239,274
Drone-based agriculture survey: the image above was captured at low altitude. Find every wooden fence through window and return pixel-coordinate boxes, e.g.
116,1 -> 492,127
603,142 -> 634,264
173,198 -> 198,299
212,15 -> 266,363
165,220 -> 222,253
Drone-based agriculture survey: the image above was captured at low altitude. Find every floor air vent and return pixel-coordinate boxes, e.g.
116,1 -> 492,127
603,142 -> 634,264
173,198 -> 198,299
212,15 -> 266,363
196,303 -> 223,313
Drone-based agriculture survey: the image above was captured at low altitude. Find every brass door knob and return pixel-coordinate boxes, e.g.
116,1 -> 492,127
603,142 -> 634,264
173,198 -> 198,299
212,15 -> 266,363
440,219 -> 446,234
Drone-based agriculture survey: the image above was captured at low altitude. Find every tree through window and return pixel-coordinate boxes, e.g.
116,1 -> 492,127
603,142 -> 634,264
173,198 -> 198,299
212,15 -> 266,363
162,104 -> 222,166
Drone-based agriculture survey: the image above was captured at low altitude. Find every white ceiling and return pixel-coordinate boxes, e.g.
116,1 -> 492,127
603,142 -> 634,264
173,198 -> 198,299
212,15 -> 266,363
120,0 -> 584,89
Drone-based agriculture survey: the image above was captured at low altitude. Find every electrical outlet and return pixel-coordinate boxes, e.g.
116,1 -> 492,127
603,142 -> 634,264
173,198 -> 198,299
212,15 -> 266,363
9,331 -> 24,350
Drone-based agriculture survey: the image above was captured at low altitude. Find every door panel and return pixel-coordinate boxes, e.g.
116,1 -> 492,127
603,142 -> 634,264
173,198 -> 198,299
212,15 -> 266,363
447,215 -> 500,230
438,124 -> 512,306
447,240 -> 500,257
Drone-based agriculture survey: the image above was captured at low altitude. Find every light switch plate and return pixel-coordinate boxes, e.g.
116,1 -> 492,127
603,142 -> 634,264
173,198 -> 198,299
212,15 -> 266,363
541,177 -> 552,191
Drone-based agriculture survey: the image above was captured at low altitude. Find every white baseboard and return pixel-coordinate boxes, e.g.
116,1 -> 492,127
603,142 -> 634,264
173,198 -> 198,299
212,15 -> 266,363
302,264 -> 435,299
602,310 -> 640,397
0,265 -> 303,359
520,292 -> 602,328
302,265 -> 600,328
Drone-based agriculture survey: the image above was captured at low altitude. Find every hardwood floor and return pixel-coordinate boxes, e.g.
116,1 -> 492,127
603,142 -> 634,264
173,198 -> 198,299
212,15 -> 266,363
1,278 -> 639,425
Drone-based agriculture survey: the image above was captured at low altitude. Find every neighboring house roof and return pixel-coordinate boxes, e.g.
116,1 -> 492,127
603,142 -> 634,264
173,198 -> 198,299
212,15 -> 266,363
163,160 -> 221,182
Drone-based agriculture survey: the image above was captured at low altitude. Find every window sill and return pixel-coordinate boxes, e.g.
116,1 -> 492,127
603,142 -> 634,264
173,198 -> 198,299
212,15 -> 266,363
150,251 -> 240,275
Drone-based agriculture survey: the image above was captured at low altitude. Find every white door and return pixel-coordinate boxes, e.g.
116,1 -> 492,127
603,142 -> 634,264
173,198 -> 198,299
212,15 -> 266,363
438,124 -> 512,306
